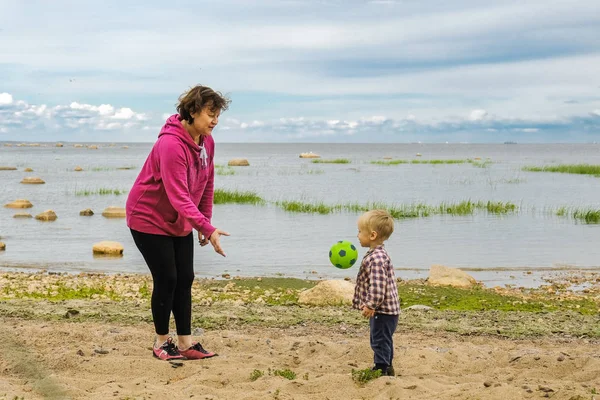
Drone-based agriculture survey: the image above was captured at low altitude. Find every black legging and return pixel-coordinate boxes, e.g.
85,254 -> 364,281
130,229 -> 194,336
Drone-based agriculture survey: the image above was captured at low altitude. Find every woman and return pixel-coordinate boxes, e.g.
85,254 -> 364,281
126,85 -> 231,361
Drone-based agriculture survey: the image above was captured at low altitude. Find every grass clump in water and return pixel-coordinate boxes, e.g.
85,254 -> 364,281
278,200 -> 518,217
214,189 -> 264,205
438,201 -> 477,215
75,188 -> 127,196
311,159 -> 351,164
573,209 -> 600,224
523,164 -> 600,177
554,206 -> 600,224
484,201 -> 517,214
372,159 -> 470,165
371,160 -> 409,165
215,164 -> 235,176
276,201 -> 341,214
468,159 -> 493,168
411,159 -> 467,164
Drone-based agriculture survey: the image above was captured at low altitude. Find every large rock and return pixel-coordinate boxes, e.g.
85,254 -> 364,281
427,265 -> 478,288
55,143 -> 64,147
80,208 -> 94,216
35,210 -> 57,221
93,241 -> 124,256
74,166 -> 83,172
298,280 -> 355,306
299,152 -> 321,159
228,158 -> 250,166
0,166 -> 17,170
102,206 -> 126,218
5,199 -> 33,209
24,167 -> 33,172
21,177 -> 45,184
0,242 -> 5,251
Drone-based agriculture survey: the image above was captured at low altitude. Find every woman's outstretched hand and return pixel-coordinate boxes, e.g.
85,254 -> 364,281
207,229 -> 230,257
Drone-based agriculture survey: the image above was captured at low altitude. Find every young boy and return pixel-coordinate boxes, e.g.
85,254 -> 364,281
352,209 -> 400,377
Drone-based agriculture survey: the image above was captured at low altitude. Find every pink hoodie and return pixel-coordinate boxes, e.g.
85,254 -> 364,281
126,114 -> 216,238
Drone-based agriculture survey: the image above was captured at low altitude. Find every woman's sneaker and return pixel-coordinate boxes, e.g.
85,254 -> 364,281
179,342 -> 217,360
153,337 -> 186,361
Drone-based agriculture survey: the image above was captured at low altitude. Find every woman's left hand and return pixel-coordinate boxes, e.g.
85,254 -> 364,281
198,232 -> 210,247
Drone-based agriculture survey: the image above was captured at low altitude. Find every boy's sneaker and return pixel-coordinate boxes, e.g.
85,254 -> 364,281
372,364 -> 395,377
179,342 -> 217,360
153,337 -> 185,361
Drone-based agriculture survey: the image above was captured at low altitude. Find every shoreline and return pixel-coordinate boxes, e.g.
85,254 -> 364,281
1,271 -> 600,399
2,262 -> 600,292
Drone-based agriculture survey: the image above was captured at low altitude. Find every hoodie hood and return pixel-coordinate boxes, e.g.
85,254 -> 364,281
158,114 -> 201,152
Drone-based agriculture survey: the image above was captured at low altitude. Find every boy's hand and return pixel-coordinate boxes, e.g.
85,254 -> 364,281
361,306 -> 375,318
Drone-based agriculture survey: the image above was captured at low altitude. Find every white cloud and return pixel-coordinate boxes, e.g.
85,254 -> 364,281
469,109 -> 488,121
98,104 -> 114,116
113,107 -> 135,120
1,0 -> 599,142
0,93 -> 13,105
0,93 -> 148,137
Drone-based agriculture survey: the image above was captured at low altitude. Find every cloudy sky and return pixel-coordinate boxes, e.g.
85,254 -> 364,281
1,0 -> 600,143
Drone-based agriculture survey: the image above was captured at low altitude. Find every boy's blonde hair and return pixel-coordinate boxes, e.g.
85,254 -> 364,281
359,209 -> 394,241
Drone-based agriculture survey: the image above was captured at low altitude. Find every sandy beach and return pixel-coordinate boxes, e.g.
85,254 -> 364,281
1,272 -> 599,400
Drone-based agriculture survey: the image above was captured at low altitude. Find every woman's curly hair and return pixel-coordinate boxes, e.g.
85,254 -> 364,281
176,85 -> 231,124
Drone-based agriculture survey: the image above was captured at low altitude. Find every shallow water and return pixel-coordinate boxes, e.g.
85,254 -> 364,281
1,142 -> 599,287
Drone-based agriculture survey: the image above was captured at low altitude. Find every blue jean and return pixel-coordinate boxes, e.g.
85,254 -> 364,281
369,313 -> 399,366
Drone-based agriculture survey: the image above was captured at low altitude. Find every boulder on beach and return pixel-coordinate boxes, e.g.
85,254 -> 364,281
35,210 -> 57,221
13,213 -> 32,218
92,241 -> 124,256
4,199 -> 33,209
55,143 -> 64,147
87,145 -> 99,150
21,177 -> 45,184
299,152 -> 321,159
74,144 -> 83,148
122,146 -> 129,149
0,242 -> 5,251
427,264 -> 478,288
0,166 -> 17,171
74,166 -> 83,172
24,167 -> 33,172
298,280 -> 355,306
80,208 -> 94,216
102,206 -> 126,218
228,158 -> 250,166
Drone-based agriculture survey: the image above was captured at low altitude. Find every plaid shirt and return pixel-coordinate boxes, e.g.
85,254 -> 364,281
352,245 -> 400,315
